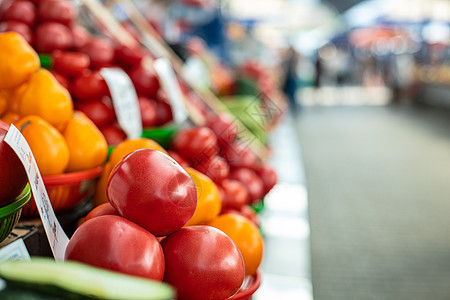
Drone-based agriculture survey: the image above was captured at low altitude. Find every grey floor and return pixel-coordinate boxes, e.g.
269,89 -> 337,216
297,103 -> 450,300
254,111 -> 313,299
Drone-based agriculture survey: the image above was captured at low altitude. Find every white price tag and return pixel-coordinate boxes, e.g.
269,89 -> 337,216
0,239 -> 30,261
100,68 -> 142,138
4,125 -> 69,261
154,58 -> 189,125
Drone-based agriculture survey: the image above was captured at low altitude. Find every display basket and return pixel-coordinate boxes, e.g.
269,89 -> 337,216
229,269 -> 261,300
22,166 -> 103,217
0,184 -> 31,243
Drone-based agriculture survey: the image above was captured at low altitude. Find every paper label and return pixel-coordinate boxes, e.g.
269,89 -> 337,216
0,239 -> 30,261
4,125 -> 69,261
154,58 -> 189,124
101,68 -> 142,138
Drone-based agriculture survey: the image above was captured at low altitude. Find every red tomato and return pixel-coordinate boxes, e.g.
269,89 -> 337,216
193,155 -> 229,183
71,70 -> 109,101
50,70 -> 70,90
38,0 -> 76,25
52,50 -> 90,77
83,203 -> 119,222
161,226 -> 245,300
34,22 -> 73,53
206,113 -> 237,145
138,96 -> 157,128
0,21 -> 32,44
219,179 -> 248,210
115,44 -> 146,69
256,164 -> 277,194
71,24 -> 90,50
65,215 -> 165,281
100,123 -> 126,146
155,99 -> 173,126
229,168 -> 264,204
172,126 -> 218,164
79,38 -> 115,70
222,142 -> 261,170
107,149 -> 197,237
128,60 -> 159,98
2,0 -> 36,26
167,150 -> 190,168
0,122 -> 28,205
76,97 -> 116,128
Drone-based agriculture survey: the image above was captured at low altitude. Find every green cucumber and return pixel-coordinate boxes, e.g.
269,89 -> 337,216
0,257 -> 174,300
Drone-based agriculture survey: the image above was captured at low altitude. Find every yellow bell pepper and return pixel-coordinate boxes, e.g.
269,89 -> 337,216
0,32 -> 40,90
63,111 -> 108,172
185,167 -> 222,226
19,69 -> 73,131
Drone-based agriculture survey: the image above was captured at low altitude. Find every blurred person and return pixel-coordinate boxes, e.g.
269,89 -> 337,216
282,46 -> 300,110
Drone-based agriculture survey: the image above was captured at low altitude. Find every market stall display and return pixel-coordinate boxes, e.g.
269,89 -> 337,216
0,0 -> 284,298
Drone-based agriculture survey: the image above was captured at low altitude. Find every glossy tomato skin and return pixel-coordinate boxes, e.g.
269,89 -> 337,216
256,164 -> 277,194
76,96 -> 115,128
0,123 -> 28,205
71,70 -> 109,101
167,150 -> 190,168
71,24 -> 90,50
161,226 -> 245,300
155,99 -> 173,126
50,70 -> 70,90
100,123 -> 126,146
229,168 -> 264,204
107,149 -> 197,237
205,113 -> 237,145
79,38 -> 115,69
34,22 -> 73,53
128,61 -> 159,98
138,96 -> 157,128
222,142 -> 261,171
219,179 -> 249,210
83,202 -> 119,223
172,127 -> 218,164
52,50 -> 90,77
65,215 -> 165,281
115,44 -> 146,70
2,0 -> 36,26
38,0 -> 76,26
193,154 -> 229,183
0,21 -> 32,44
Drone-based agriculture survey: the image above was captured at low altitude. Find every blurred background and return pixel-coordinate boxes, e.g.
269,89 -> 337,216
0,0 -> 449,298
138,0 -> 450,299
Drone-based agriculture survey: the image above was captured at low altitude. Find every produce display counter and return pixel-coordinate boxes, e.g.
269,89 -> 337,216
0,0 -> 285,298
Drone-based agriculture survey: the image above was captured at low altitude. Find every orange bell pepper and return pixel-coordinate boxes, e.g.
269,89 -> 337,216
63,111 -> 108,172
185,167 -> 221,226
0,112 -> 20,125
108,138 -> 168,170
0,92 -> 6,117
92,162 -> 113,207
15,115 -> 70,176
0,32 -> 40,90
19,69 -> 73,131
5,83 -> 28,113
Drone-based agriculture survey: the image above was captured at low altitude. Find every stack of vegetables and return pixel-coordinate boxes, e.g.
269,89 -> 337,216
0,32 -> 107,176
0,0 -> 174,147
0,1 -> 283,299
